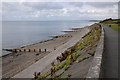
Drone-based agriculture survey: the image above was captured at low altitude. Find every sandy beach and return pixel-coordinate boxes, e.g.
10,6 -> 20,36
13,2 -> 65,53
2,27 -> 85,78
2,23 -> 101,78
2,1 -> 117,79
13,26 -> 92,78
2,23 -> 102,78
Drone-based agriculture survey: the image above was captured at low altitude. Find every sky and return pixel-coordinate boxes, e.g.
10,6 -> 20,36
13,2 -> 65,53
1,1 -> 119,21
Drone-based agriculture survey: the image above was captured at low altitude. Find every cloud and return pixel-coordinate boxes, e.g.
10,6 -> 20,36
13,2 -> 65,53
1,2 -> 118,21
23,2 -> 66,10
85,2 -> 118,8
2,0 -> 120,2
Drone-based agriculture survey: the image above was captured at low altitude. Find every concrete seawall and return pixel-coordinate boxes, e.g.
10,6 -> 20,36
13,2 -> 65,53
86,25 -> 104,78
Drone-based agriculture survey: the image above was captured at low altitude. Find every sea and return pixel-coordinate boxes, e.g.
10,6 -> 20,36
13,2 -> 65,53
1,20 -> 97,56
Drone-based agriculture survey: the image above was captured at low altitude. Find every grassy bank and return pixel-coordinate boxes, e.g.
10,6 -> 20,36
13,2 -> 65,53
100,19 -> 120,32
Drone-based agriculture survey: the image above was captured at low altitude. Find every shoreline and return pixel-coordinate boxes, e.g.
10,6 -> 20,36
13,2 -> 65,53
23,23 -> 102,78
2,26 -> 85,78
2,38 -> 54,56
12,25 -> 91,78
2,23 -> 102,78
2,27 -> 84,57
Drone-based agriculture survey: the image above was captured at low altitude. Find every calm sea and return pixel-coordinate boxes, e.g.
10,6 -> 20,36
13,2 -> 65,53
2,20 -> 95,55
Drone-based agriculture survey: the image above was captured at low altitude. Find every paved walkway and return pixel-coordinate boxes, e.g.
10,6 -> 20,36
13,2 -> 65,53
13,27 -> 90,78
100,26 -> 118,78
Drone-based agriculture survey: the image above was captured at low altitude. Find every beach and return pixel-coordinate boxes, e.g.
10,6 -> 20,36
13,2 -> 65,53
2,26 -> 86,78
2,1 -> 118,79
2,22 -> 102,78
13,26 -> 91,78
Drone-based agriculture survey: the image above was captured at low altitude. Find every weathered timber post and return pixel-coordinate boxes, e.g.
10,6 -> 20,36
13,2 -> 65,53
34,49 -> 35,52
19,49 -> 21,52
24,49 -> 26,52
14,49 -> 17,53
39,49 -> 41,52
45,49 -> 46,52
28,49 -> 31,52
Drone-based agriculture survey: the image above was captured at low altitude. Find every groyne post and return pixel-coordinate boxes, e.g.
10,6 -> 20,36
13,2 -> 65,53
28,49 -> 31,52
39,49 -> 41,52
45,49 -> 46,52
34,49 -> 35,52
14,49 -> 17,53
19,49 -> 21,52
24,49 -> 26,52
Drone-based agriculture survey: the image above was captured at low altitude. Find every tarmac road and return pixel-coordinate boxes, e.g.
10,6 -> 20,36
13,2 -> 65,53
100,26 -> 119,78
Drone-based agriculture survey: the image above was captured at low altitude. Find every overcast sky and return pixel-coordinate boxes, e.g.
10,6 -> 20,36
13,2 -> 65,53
1,2 -> 118,21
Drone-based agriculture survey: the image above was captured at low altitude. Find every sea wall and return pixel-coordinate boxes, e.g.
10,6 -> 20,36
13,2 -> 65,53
86,24 -> 104,78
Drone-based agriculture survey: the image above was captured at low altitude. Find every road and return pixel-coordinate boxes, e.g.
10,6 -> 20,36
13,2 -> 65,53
100,26 -> 118,78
